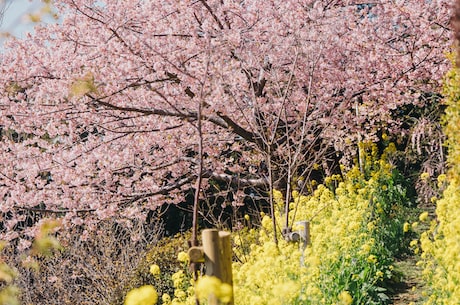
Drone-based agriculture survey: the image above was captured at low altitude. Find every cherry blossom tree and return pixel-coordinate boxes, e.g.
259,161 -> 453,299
454,0 -> 460,61
0,0 -> 451,242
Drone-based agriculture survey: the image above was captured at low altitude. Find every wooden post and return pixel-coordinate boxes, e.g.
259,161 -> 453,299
303,221 -> 311,246
188,246 -> 205,263
219,231 -> 234,305
296,221 -> 311,267
202,229 -> 223,279
195,229 -> 233,305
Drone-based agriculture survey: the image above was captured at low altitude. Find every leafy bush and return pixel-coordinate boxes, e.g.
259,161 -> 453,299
142,232 -> 192,301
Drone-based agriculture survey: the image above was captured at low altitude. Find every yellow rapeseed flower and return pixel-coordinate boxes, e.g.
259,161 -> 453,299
382,133 -> 388,141
292,190 -> 300,199
149,264 -> 160,277
403,222 -> 411,233
174,289 -> 186,299
195,276 -> 220,299
219,282 -> 233,303
161,294 -> 171,305
273,280 -> 300,302
367,255 -> 377,264
367,221 -> 376,231
261,215 -> 272,230
273,189 -> 283,204
171,270 -> 185,288
437,173 -> 447,183
360,243 -> 371,254
420,172 -> 430,181
419,212 -> 429,222
124,285 -> 158,305
195,276 -> 232,303
338,290 -> 353,305
177,251 -> 189,263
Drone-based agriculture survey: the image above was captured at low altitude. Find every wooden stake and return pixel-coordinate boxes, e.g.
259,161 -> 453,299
202,229 -> 223,278
200,229 -> 234,305
219,231 -> 234,305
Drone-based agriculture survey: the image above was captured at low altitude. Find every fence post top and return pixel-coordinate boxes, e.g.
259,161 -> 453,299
218,231 -> 231,238
203,228 -> 219,233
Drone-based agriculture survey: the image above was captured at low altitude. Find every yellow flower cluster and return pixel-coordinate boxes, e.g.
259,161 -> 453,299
232,160 -> 396,304
195,276 -> 232,303
418,63 -> 460,305
420,172 -> 430,181
124,285 -> 158,305
177,251 -> 189,263
233,239 -> 303,304
132,151 -> 403,305
149,264 -> 160,277
338,290 -> 353,305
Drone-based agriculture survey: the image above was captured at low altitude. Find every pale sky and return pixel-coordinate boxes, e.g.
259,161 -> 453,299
0,0 -> 55,46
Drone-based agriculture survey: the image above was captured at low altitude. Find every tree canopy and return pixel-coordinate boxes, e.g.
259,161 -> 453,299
0,0 -> 451,242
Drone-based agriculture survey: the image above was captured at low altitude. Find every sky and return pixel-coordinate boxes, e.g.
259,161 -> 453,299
0,0 -> 55,46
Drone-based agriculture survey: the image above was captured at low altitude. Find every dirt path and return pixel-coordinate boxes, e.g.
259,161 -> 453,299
390,256 -> 426,305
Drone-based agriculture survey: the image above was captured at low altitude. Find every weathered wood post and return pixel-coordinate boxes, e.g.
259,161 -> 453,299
296,220 -> 311,266
218,231 -> 234,304
202,229 -> 223,279
296,220 -> 310,246
188,229 -> 234,305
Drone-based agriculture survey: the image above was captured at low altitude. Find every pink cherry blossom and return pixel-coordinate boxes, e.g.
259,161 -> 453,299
0,0 -> 452,240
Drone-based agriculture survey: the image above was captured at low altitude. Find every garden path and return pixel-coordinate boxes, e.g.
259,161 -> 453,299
391,256 -> 426,305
